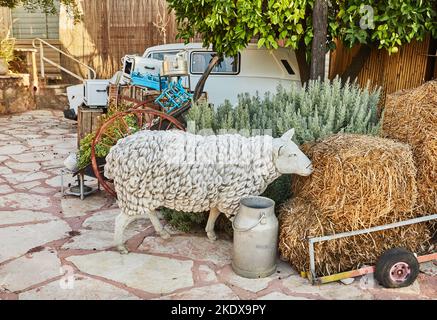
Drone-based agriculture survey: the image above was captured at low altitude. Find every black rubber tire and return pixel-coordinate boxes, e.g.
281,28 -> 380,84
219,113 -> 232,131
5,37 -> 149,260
375,248 -> 419,288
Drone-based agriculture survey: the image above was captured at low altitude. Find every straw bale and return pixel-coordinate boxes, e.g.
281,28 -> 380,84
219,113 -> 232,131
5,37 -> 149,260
279,198 -> 430,276
279,134 -> 430,275
382,81 -> 437,214
291,134 -> 418,229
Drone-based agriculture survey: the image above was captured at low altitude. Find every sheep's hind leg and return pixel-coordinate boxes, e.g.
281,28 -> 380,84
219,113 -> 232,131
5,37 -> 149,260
206,207 -> 221,241
114,213 -> 142,254
147,209 -> 170,240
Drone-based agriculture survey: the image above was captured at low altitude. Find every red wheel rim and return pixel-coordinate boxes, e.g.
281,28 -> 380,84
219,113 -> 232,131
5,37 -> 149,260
389,262 -> 411,283
115,88 -> 160,110
91,108 -> 185,198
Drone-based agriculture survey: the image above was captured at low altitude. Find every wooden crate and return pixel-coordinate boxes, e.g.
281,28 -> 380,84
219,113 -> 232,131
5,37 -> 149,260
77,107 -> 105,147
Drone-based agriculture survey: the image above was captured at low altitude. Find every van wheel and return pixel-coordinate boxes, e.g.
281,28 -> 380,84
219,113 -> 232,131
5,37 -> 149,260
375,248 -> 419,289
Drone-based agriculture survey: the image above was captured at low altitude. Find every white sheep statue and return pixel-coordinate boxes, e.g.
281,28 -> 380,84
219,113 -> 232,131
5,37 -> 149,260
104,128 -> 313,253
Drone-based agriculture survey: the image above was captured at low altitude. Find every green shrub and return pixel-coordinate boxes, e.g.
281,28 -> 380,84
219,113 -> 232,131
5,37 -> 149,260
262,175 -> 292,208
0,24 -> 15,68
187,77 -> 382,144
161,208 -> 233,237
77,132 -> 112,170
164,77 -> 382,234
76,103 -> 140,170
161,208 -> 208,233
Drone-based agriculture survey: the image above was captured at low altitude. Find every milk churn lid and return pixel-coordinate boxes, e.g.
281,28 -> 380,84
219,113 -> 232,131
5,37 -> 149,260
240,196 -> 275,209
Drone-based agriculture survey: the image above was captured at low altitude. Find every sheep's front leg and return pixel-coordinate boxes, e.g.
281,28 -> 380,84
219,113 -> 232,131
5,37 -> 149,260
114,213 -> 142,254
206,207 -> 221,241
147,210 -> 170,240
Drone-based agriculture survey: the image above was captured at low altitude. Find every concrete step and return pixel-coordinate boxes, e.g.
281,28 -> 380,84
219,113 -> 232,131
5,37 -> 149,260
38,77 -> 67,87
40,84 -> 69,95
38,83 -> 76,95
43,83 -> 70,87
15,39 -> 62,78
35,84 -> 71,111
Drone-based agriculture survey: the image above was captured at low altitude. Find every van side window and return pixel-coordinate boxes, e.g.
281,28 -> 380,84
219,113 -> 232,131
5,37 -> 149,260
191,52 -> 240,75
148,51 -> 180,61
281,59 -> 295,75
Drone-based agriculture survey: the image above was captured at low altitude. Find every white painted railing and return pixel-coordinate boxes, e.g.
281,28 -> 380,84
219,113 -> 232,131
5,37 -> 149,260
32,38 -> 96,82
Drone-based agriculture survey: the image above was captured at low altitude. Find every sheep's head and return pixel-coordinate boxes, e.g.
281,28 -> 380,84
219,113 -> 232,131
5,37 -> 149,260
272,129 -> 313,176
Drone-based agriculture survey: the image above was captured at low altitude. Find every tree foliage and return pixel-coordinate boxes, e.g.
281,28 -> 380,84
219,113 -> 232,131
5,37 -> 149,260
0,0 -> 81,22
167,0 -> 437,57
336,0 -> 437,54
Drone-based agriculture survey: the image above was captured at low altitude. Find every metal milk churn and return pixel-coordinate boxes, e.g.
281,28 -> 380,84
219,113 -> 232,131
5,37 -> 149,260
232,196 -> 278,278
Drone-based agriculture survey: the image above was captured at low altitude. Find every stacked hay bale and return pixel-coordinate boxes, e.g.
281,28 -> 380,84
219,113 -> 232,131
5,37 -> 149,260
279,134 -> 431,276
382,81 -> 437,215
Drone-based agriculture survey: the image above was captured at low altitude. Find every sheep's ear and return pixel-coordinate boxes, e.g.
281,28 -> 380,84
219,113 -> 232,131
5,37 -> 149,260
281,129 -> 295,141
272,139 -> 285,159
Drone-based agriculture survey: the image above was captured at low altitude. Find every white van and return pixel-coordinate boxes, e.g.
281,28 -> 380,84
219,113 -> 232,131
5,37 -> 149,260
64,43 -> 301,119
143,43 -> 301,106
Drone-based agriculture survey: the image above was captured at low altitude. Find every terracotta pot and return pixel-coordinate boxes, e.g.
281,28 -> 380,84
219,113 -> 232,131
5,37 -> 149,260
0,59 -> 8,75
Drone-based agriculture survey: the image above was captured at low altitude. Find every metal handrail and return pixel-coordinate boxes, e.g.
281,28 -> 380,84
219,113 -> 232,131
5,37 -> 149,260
32,38 -> 97,82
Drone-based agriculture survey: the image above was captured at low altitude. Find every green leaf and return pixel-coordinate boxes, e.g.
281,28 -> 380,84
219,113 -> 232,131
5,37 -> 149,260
257,38 -> 266,48
271,41 -> 279,49
295,23 -> 304,34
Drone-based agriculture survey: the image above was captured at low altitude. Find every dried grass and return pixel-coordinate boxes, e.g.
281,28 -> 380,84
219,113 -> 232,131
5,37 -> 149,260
292,134 -> 419,227
382,81 -> 437,215
416,135 -> 437,215
279,198 -> 430,276
278,134 -> 431,275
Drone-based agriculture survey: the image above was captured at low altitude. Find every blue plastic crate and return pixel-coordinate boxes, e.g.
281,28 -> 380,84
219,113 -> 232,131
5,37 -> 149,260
131,72 -> 168,91
155,79 -> 193,113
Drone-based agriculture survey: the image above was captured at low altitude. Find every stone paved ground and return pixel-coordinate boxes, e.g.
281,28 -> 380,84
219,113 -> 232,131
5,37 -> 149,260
0,110 -> 436,300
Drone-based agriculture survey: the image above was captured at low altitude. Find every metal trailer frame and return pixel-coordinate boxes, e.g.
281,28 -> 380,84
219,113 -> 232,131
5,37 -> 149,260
307,214 -> 437,285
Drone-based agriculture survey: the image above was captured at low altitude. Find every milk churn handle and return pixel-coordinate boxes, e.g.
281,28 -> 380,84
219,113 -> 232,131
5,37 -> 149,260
232,212 -> 266,232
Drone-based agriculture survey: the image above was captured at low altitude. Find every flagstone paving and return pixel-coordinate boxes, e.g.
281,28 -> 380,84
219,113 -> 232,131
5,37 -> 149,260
0,110 -> 436,300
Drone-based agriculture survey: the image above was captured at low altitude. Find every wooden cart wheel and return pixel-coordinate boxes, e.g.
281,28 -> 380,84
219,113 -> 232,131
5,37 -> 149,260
91,108 -> 185,198
114,87 -> 161,111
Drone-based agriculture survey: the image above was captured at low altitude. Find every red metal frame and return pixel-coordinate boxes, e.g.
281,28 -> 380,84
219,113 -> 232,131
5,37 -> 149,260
310,252 -> 437,285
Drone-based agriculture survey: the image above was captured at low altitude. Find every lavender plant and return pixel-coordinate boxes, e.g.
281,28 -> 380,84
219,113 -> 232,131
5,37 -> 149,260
187,77 -> 382,144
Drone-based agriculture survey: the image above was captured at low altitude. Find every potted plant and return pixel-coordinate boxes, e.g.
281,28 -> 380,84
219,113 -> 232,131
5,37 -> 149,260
0,21 -> 15,75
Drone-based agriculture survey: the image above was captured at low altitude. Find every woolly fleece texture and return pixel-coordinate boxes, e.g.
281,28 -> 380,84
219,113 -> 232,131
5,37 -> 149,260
105,130 -> 281,217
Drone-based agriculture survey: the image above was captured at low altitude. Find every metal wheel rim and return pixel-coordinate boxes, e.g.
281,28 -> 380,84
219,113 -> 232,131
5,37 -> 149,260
389,262 -> 411,283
